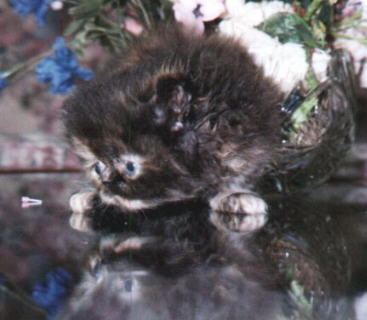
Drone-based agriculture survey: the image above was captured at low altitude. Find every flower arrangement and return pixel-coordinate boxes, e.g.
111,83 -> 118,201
1,0 -> 365,93
0,0 -> 364,192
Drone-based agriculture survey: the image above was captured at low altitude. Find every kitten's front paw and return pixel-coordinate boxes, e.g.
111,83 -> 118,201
210,211 -> 267,233
209,192 -> 268,233
69,191 -> 96,232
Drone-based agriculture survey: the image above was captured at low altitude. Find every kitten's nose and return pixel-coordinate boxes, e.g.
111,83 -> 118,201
102,174 -> 127,194
102,171 -> 125,186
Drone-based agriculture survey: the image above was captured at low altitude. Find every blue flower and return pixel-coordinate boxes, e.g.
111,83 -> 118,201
0,74 -> 8,91
0,273 -> 6,284
10,0 -> 53,26
36,38 -> 94,95
32,267 -> 73,318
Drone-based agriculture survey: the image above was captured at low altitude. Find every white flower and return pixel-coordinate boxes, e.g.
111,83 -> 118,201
219,21 -> 308,94
223,0 -> 294,26
337,37 -> 367,88
171,0 -> 225,34
342,0 -> 367,19
312,49 -> 331,83
218,0 -> 307,93
327,0 -> 367,89
334,0 -> 367,88
355,292 -> 367,320
362,0 -> 367,19
50,1 -> 63,11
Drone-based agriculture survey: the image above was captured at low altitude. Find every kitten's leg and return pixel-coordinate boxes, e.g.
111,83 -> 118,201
99,236 -> 156,255
69,191 -> 137,233
69,190 -> 97,232
209,190 -> 268,233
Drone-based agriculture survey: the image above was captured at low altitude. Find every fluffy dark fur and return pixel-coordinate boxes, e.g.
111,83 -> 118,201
58,197 -> 355,320
57,199 -> 285,320
63,27 -> 284,232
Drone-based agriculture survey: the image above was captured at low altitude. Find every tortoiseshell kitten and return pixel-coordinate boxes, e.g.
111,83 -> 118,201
63,26 -> 284,233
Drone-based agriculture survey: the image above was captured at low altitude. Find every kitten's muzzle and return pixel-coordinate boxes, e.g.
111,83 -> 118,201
101,169 -> 124,184
102,172 -> 128,193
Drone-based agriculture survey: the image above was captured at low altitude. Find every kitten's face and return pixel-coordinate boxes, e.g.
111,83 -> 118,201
72,132 -> 202,211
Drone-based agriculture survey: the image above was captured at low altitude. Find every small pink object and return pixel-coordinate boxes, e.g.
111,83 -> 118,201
122,18 -> 144,36
21,196 -> 43,208
50,1 -> 64,11
173,0 -> 225,35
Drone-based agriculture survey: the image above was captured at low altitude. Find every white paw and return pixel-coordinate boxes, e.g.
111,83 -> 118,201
69,191 -> 95,232
69,211 -> 92,232
210,211 -> 267,233
69,191 -> 95,214
210,192 -> 268,216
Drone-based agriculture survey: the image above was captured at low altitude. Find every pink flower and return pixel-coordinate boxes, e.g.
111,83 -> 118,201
122,17 -> 144,36
172,0 -> 225,34
341,0 -> 363,18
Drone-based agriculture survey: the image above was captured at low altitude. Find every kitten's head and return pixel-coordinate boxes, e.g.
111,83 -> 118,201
63,71 -> 204,212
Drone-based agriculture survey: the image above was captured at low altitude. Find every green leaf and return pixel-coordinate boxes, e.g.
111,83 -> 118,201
257,13 -> 322,48
315,0 -> 334,28
290,96 -> 318,130
84,24 -> 128,53
310,20 -> 327,48
305,66 -> 319,90
288,280 -> 313,320
68,0 -> 104,20
63,19 -> 87,36
142,0 -> 174,24
69,29 -> 90,56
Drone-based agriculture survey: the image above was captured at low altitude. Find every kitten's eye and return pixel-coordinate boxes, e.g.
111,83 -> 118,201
117,155 -> 142,179
123,278 -> 134,292
94,162 -> 105,176
126,161 -> 135,173
95,163 -> 102,175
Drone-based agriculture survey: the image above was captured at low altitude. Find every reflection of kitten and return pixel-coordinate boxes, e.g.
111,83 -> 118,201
58,200 -> 284,320
63,27 -> 284,232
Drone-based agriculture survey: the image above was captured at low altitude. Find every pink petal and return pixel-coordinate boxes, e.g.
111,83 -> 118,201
123,17 -> 144,36
190,20 -> 205,35
173,2 -> 195,21
199,0 -> 225,21
173,3 -> 205,35
175,0 -> 198,11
